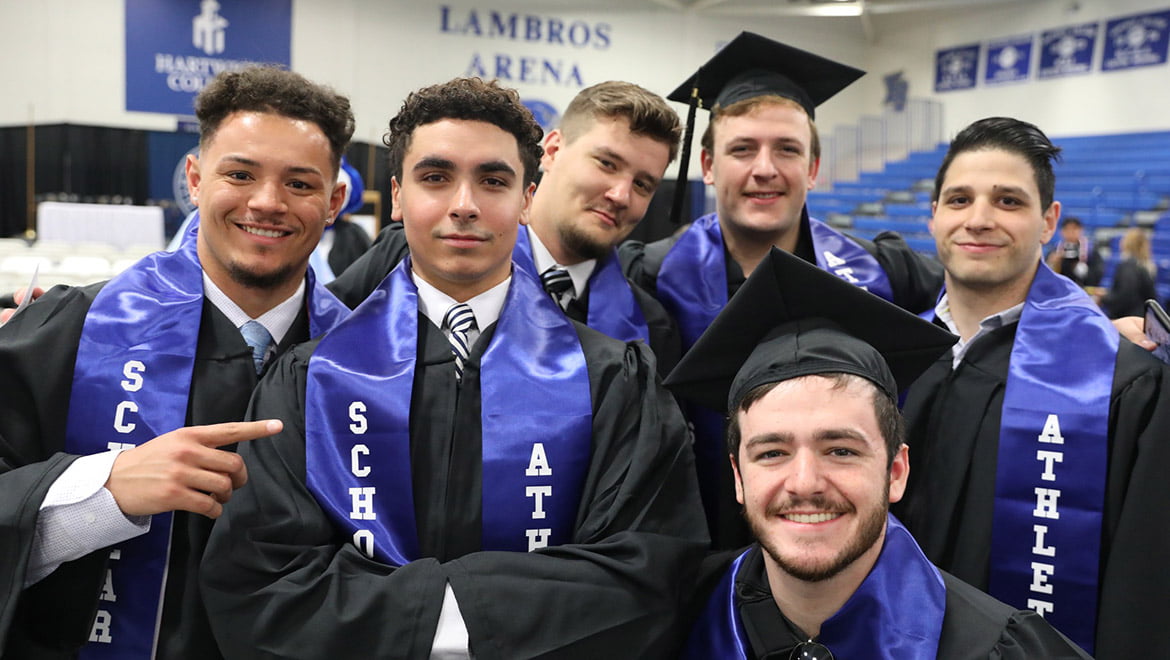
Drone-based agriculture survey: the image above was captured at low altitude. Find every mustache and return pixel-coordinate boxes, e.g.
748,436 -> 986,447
766,494 -> 855,517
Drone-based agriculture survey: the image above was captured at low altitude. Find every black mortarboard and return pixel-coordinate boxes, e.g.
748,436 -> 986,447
666,32 -> 864,226
664,247 -> 957,413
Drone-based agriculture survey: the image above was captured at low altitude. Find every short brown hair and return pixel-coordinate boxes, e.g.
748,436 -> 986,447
700,95 -> 821,162
726,373 -> 904,468
384,77 -> 545,187
559,81 -> 682,162
195,66 -> 355,174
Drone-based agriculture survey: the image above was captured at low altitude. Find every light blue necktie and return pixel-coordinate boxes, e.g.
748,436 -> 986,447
240,320 -> 274,375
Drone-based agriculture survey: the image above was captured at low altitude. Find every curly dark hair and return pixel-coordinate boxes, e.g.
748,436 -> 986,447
384,77 -> 544,187
195,65 -> 355,173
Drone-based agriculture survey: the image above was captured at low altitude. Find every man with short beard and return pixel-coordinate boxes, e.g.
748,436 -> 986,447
666,248 -> 1088,659
329,80 -> 684,374
0,66 -> 353,658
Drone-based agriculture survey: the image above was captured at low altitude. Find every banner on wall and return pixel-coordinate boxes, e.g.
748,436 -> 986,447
126,0 -> 292,116
934,44 -> 980,92
984,34 -> 1033,85
1038,23 -> 1097,79
1102,9 -> 1170,72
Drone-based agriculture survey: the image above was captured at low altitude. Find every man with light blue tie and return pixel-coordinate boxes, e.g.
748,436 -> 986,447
0,65 -> 353,659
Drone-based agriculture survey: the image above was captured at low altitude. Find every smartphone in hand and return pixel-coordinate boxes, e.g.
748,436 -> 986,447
1143,299 -> 1170,364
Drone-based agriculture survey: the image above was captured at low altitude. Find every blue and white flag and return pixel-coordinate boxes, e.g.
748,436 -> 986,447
1039,23 -> 1098,79
985,34 -> 1034,85
1102,9 -> 1170,72
935,44 -> 980,92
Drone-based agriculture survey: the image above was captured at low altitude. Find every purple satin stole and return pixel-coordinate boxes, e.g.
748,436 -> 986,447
513,229 -> 649,344
67,219 -> 348,658
684,514 -> 946,659
304,258 -> 593,566
989,262 -> 1116,655
658,213 -> 894,351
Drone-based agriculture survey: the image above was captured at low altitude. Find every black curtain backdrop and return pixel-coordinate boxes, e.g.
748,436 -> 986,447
0,124 -> 150,238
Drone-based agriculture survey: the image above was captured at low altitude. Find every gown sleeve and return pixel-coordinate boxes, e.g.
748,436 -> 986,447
859,230 -> 944,314
0,284 -> 111,655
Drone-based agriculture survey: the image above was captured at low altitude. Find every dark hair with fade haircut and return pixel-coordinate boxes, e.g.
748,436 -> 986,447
559,81 -> 683,162
384,77 -> 545,187
195,65 -> 355,174
932,116 -> 1062,211
699,95 -> 821,163
725,372 -> 905,469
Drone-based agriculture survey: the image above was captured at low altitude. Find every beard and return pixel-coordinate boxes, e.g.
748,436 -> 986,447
748,486 -> 889,583
556,217 -> 613,262
227,259 -> 300,291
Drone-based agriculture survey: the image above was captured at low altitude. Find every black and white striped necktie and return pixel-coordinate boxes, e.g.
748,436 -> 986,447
540,266 -> 574,308
443,303 -> 476,382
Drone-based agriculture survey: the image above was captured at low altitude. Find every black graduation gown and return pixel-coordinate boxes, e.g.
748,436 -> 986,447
618,210 -> 944,314
0,282 -> 310,659
328,223 -> 682,376
325,218 -> 373,278
200,317 -> 709,660
895,322 -> 1170,659
695,545 -> 1090,659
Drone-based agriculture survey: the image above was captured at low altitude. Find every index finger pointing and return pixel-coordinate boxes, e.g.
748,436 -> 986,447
190,419 -> 284,448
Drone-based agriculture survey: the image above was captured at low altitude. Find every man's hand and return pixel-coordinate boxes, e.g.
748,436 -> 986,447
1113,315 -> 1155,351
0,286 -> 45,323
105,419 -> 283,519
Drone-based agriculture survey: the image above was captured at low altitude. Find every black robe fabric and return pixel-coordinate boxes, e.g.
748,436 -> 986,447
690,545 -> 1090,659
328,222 -> 683,376
617,210 -> 944,314
324,218 -> 373,278
200,315 -> 708,660
0,282 -> 310,659
895,322 -> 1170,659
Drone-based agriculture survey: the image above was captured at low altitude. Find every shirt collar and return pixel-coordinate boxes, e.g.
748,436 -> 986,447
412,269 -> 510,332
527,225 -> 595,297
935,292 -> 1024,368
201,272 -> 304,345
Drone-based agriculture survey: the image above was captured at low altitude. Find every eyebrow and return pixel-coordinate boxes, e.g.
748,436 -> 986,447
412,157 -> 517,178
743,428 -> 870,449
221,155 -> 323,177
941,183 -> 1032,198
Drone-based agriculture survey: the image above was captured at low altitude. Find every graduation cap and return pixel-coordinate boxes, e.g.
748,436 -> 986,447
664,247 -> 957,413
666,32 -> 865,225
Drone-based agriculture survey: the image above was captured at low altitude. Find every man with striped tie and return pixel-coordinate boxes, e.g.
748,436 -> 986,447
329,81 -> 685,376
202,77 -> 707,659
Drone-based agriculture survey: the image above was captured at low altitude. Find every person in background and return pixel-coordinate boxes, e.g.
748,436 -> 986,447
1100,227 -> 1157,319
309,155 -> 373,283
1046,216 -> 1104,287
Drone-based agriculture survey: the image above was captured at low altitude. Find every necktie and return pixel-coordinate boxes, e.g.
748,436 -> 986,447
240,320 -> 274,375
541,266 -> 574,308
443,303 -> 476,382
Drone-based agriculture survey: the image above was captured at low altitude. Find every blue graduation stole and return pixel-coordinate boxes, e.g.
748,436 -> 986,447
657,212 -> 894,350
66,216 -> 349,658
304,258 -> 593,566
684,514 -> 946,659
513,228 -> 649,344
988,262 -> 1116,655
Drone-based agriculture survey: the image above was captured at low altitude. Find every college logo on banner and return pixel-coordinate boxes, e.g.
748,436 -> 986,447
125,0 -> 292,115
1102,9 -> 1170,72
935,44 -> 980,92
1039,23 -> 1097,79
985,35 -> 1033,85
